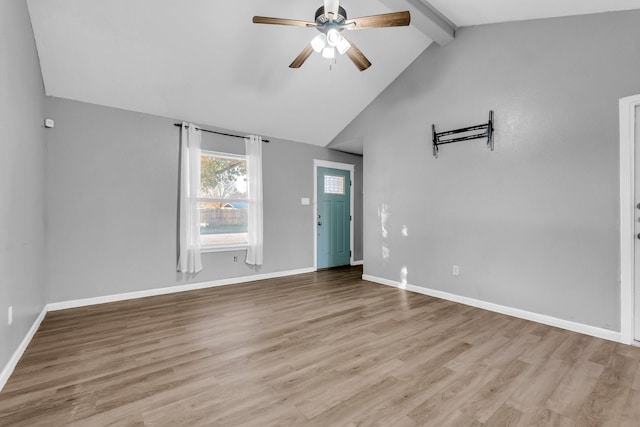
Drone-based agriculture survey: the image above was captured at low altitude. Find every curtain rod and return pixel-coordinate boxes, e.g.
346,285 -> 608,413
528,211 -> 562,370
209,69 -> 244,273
173,123 -> 269,143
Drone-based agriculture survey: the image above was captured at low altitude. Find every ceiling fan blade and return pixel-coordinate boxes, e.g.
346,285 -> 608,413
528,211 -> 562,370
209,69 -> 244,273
343,11 -> 410,30
289,44 -> 315,69
252,16 -> 317,27
323,0 -> 340,18
342,37 -> 371,71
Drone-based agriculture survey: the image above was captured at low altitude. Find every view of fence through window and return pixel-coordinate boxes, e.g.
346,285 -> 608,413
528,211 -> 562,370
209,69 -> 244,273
199,151 -> 248,247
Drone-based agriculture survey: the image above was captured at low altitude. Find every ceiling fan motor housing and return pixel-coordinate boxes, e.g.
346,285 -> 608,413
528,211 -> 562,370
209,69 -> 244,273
315,6 -> 347,30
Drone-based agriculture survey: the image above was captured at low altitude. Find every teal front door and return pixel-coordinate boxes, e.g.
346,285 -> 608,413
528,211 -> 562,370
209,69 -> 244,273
317,167 -> 351,269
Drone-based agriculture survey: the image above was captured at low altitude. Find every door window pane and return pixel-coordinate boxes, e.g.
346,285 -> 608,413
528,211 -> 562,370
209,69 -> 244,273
324,175 -> 345,195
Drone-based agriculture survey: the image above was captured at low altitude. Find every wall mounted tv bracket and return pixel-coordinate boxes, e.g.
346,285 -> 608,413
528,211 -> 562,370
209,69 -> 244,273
432,110 -> 494,158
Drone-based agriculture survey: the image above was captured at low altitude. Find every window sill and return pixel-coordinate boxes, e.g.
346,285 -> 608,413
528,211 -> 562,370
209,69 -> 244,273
201,244 -> 248,253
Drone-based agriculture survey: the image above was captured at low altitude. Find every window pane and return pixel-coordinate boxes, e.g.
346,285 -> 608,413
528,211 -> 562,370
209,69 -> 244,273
324,174 -> 345,195
200,156 -> 247,199
200,204 -> 248,246
200,152 -> 248,247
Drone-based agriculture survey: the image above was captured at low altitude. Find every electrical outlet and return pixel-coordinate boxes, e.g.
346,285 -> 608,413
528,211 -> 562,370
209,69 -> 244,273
233,256 -> 238,262
8,306 -> 13,325
452,265 -> 460,276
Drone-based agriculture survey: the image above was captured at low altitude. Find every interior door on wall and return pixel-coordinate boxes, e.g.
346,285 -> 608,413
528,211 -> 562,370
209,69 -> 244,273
317,167 -> 351,269
635,105 -> 640,342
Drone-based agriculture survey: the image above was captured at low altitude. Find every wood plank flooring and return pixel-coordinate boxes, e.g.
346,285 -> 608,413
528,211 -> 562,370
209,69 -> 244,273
1,266 -> 640,426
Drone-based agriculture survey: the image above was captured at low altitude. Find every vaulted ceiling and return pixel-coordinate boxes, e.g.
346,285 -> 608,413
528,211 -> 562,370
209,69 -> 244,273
27,0 -> 640,151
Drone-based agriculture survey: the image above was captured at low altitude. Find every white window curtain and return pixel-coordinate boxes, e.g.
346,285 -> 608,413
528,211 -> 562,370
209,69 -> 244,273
177,123 -> 203,273
245,135 -> 264,266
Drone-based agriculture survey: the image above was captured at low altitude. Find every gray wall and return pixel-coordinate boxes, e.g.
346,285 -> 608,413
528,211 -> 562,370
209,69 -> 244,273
0,0 -> 47,372
333,10 -> 640,331
45,97 -> 363,303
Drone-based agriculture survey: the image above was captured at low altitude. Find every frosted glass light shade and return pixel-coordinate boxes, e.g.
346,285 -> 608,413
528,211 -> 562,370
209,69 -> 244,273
336,37 -> 351,55
322,47 -> 336,59
311,33 -> 327,53
326,29 -> 341,47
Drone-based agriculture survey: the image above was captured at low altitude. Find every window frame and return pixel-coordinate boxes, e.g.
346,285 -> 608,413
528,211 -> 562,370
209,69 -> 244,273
199,150 -> 249,253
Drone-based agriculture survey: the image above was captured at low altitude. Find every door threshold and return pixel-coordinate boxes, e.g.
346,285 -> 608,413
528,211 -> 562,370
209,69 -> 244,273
317,265 -> 356,271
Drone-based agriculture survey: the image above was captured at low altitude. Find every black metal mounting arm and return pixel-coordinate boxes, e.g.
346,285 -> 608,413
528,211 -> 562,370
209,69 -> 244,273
432,110 -> 494,158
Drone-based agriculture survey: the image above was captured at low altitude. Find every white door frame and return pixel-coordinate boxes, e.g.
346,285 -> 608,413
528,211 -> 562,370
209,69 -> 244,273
619,94 -> 640,345
313,159 -> 355,270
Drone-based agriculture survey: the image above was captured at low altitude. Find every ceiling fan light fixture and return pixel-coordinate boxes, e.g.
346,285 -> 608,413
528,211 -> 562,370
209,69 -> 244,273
311,33 -> 327,53
336,37 -> 351,55
326,28 -> 342,47
322,46 -> 336,59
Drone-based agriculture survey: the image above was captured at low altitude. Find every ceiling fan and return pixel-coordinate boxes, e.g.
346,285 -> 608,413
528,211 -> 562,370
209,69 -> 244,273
252,0 -> 411,71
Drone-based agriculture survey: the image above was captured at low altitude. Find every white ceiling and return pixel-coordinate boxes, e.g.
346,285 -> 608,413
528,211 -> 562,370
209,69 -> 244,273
426,0 -> 640,27
27,0 -> 431,147
27,0 -> 640,151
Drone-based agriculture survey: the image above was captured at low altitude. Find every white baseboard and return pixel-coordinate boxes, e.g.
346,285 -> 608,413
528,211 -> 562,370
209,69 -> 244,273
48,267 -> 316,311
362,274 -> 622,343
0,305 -> 48,392
351,260 -> 364,266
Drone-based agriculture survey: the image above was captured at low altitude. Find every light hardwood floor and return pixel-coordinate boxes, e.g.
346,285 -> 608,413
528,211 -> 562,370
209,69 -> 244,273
1,266 -> 639,426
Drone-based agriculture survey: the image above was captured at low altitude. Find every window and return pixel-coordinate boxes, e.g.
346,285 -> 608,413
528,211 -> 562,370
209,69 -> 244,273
324,174 -> 345,195
199,151 -> 248,250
